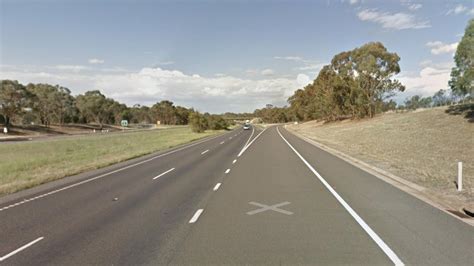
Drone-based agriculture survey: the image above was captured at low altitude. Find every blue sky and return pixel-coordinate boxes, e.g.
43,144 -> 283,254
1,0 -> 472,113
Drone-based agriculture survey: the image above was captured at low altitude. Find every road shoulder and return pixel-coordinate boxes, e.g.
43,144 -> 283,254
284,125 -> 474,226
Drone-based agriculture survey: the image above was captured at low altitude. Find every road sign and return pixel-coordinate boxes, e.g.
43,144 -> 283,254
121,120 -> 128,127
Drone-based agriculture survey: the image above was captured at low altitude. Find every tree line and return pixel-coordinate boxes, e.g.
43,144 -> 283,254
0,80 -> 231,132
188,112 -> 231,133
287,41 -> 405,122
254,19 -> 472,124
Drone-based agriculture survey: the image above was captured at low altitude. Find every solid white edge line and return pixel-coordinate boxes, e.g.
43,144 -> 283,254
276,127 -> 404,266
0,129 -> 237,212
201,149 -> 209,155
238,127 -> 255,156
152,168 -> 175,180
0,237 -> 44,262
225,169 -> 230,174
189,209 -> 204,223
213,183 -> 221,191
237,127 -> 267,157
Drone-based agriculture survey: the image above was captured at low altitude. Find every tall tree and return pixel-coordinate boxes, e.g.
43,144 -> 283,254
349,42 -> 405,118
175,106 -> 190,125
130,104 -> 152,124
432,89 -> 451,106
449,19 -> 474,98
108,101 -> 128,125
189,111 -> 208,133
26,84 -> 76,126
75,90 -> 111,129
287,42 -> 404,122
152,100 -> 177,125
53,86 -> 76,125
0,80 -> 29,128
26,83 -> 53,126
404,95 -> 432,110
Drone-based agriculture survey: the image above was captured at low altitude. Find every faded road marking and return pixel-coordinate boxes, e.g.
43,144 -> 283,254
247,201 -> 293,215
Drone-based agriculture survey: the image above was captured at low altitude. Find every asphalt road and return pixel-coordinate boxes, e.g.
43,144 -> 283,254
0,125 -> 472,265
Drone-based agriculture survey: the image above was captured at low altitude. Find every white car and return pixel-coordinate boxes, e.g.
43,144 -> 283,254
243,124 -> 251,130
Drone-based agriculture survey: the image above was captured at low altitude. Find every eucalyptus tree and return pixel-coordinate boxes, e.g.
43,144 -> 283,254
0,80 -> 29,127
345,42 -> 405,118
450,19 -> 473,98
75,90 -> 112,129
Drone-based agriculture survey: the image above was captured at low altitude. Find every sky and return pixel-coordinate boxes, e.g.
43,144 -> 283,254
0,0 -> 472,113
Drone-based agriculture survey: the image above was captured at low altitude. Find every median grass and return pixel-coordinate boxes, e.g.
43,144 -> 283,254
289,105 -> 473,210
0,127 -> 220,196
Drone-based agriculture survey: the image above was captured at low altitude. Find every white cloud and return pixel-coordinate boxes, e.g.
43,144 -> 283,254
261,69 -> 274,76
400,0 -> 422,11
298,63 -> 326,71
447,4 -> 465,15
154,61 -> 174,66
452,4 -> 466,14
357,9 -> 430,30
446,4 -> 474,16
88,58 -> 104,64
245,69 -> 259,75
296,74 -> 311,87
0,66 -> 308,113
397,62 -> 453,99
349,0 -> 359,5
274,56 -> 305,62
426,41 -> 458,55
274,56 -> 326,74
55,65 -> 89,72
408,4 -> 422,11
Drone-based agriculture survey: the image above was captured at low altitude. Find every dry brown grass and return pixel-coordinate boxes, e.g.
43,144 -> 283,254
289,106 -> 473,208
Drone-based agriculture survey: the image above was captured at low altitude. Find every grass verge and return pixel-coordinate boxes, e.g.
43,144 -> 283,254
288,106 -> 473,210
0,127 -> 221,196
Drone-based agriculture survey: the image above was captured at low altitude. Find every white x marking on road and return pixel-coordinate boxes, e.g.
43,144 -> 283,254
246,201 -> 293,215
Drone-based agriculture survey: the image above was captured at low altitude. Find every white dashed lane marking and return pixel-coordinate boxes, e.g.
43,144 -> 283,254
153,168 -> 175,180
189,209 -> 204,223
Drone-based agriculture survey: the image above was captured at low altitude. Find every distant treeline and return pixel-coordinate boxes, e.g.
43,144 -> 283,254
0,80 -> 185,127
0,80 -> 233,132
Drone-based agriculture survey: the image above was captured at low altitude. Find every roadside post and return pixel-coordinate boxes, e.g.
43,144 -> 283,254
121,120 -> 128,131
457,162 -> 463,192
3,127 -> 7,134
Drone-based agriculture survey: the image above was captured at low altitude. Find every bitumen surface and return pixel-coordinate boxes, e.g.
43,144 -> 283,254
1,126 -> 472,265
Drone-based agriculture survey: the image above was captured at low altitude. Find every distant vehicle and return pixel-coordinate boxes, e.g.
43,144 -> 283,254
243,122 -> 251,130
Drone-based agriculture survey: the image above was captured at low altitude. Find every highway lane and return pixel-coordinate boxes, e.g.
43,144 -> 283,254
0,126 -> 259,264
170,125 -> 393,265
170,126 -> 473,265
1,125 -> 473,265
277,126 -> 474,265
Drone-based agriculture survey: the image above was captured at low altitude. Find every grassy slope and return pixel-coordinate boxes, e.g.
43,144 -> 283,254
289,106 -> 473,207
0,127 -> 220,195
